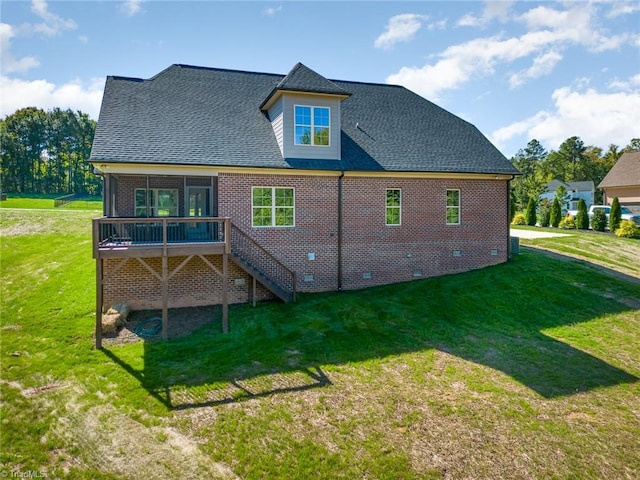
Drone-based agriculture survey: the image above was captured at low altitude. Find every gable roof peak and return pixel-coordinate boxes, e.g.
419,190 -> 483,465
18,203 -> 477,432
260,62 -> 350,110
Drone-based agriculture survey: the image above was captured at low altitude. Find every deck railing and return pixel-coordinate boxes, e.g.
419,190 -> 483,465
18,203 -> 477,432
231,224 -> 296,302
93,217 -> 231,255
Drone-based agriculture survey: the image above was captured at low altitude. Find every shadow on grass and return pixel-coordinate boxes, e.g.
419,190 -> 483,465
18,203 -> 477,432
102,251 -> 638,409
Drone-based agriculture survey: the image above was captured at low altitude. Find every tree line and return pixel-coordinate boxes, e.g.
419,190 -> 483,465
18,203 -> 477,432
510,136 -> 640,213
1,107 -> 99,196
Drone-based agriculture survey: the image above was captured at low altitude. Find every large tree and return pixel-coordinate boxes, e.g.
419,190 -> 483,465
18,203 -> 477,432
510,139 -> 547,212
0,107 -> 98,195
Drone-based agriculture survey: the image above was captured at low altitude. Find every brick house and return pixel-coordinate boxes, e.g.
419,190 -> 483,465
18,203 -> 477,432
90,63 -> 519,346
599,150 -> 640,213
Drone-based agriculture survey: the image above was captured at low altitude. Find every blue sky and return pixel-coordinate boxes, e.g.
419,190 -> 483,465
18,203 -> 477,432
1,0 -> 639,158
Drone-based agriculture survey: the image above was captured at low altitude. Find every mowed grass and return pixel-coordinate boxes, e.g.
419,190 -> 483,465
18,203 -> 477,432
0,193 -> 102,210
1,206 -> 639,479
512,225 -> 640,278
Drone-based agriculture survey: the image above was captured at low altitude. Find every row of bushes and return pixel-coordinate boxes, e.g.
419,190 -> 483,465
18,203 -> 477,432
512,196 -> 640,239
512,213 -> 639,238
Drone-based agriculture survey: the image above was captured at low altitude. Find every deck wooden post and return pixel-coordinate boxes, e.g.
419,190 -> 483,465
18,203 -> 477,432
222,252 -> 229,333
252,276 -> 257,307
162,255 -> 169,340
95,258 -> 103,349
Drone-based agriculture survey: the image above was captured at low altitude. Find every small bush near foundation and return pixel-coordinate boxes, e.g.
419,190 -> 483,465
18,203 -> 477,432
511,213 -> 526,225
614,220 -> 640,239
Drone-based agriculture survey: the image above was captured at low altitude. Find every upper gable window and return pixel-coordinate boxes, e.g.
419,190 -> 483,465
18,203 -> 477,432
294,105 -> 330,146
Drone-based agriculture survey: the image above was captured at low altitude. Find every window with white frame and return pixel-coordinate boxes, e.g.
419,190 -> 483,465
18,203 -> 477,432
252,187 -> 295,227
294,105 -> 330,146
446,189 -> 460,225
386,188 -> 401,226
135,188 -> 179,217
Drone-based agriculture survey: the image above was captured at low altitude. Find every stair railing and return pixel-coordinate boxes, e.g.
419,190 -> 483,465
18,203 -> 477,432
230,224 -> 296,302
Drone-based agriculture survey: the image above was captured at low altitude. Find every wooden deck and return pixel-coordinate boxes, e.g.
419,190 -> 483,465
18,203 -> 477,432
93,217 -> 230,259
93,217 -> 232,348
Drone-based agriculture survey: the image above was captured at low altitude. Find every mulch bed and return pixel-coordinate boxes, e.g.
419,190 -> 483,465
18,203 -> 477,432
102,305 -> 222,346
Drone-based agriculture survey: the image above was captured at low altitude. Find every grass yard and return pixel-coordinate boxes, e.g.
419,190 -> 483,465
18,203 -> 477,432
1,207 -> 639,479
0,193 -> 102,210
512,225 -> 640,279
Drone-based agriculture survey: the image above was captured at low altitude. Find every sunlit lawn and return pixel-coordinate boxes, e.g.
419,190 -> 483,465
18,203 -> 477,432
1,206 -> 639,479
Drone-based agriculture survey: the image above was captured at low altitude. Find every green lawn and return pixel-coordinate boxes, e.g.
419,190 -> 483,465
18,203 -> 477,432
1,207 -> 639,479
512,225 -> 640,278
0,193 -> 102,210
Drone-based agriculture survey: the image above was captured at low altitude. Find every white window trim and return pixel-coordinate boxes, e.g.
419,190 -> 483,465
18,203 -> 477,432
446,189 -> 461,225
385,188 -> 402,226
135,188 -> 179,217
251,186 -> 296,228
294,105 -> 331,147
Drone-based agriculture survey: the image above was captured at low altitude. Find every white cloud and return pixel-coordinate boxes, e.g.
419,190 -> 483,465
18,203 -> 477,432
491,86 -> 640,153
263,5 -> 282,16
608,74 -> 640,91
509,50 -> 563,88
387,2 -> 638,100
458,1 -> 514,27
0,76 -> 105,119
29,0 -> 77,36
606,1 -> 640,18
1,23 -> 40,74
374,14 -> 428,49
119,0 -> 145,17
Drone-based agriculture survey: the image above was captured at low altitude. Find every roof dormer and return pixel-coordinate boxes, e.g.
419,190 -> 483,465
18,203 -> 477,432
261,63 -> 351,161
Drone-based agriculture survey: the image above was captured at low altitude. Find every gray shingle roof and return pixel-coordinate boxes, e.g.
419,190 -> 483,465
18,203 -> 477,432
260,62 -> 350,109
90,63 -> 519,175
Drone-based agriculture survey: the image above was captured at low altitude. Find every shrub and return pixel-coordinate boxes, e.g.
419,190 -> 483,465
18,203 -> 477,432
591,208 -> 607,231
525,197 -> 537,226
575,198 -> 589,230
511,213 -> 526,225
610,197 -> 621,232
559,216 -> 576,229
614,220 -> 640,239
550,197 -> 562,227
539,199 -> 551,227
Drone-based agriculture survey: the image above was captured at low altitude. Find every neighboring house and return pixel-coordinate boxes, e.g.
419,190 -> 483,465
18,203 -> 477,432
90,62 -> 520,346
599,150 -> 640,213
539,179 -> 595,211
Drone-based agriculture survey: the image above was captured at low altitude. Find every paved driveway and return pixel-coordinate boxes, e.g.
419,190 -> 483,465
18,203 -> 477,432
510,229 -> 571,239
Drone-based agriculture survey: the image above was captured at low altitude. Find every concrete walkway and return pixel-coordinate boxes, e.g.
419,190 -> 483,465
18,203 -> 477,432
510,229 -> 571,239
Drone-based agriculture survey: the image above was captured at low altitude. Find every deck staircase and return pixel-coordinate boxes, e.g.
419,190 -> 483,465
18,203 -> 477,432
230,225 -> 296,303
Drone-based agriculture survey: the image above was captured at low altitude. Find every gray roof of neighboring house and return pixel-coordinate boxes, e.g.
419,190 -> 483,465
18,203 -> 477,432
544,179 -> 594,193
90,63 -> 520,175
599,151 -> 640,188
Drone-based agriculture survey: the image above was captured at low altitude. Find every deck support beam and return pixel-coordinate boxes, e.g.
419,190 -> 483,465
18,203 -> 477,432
95,258 -> 103,349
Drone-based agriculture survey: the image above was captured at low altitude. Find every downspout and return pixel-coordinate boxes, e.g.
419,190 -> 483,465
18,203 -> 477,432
337,171 -> 344,290
507,175 -> 515,258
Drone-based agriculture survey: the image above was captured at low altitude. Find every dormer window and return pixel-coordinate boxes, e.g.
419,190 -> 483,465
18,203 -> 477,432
294,105 -> 330,146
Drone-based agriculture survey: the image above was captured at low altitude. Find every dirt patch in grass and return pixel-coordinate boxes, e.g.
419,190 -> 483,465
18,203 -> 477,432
102,306 -> 222,346
50,385 -> 240,479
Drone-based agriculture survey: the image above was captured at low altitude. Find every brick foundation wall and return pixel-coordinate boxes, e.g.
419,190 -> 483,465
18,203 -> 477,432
102,254 -> 274,311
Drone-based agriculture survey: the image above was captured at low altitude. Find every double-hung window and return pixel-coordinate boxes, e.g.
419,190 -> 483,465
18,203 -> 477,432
294,105 -> 330,146
135,188 -> 178,217
252,187 -> 295,227
446,189 -> 460,225
386,188 -> 401,226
